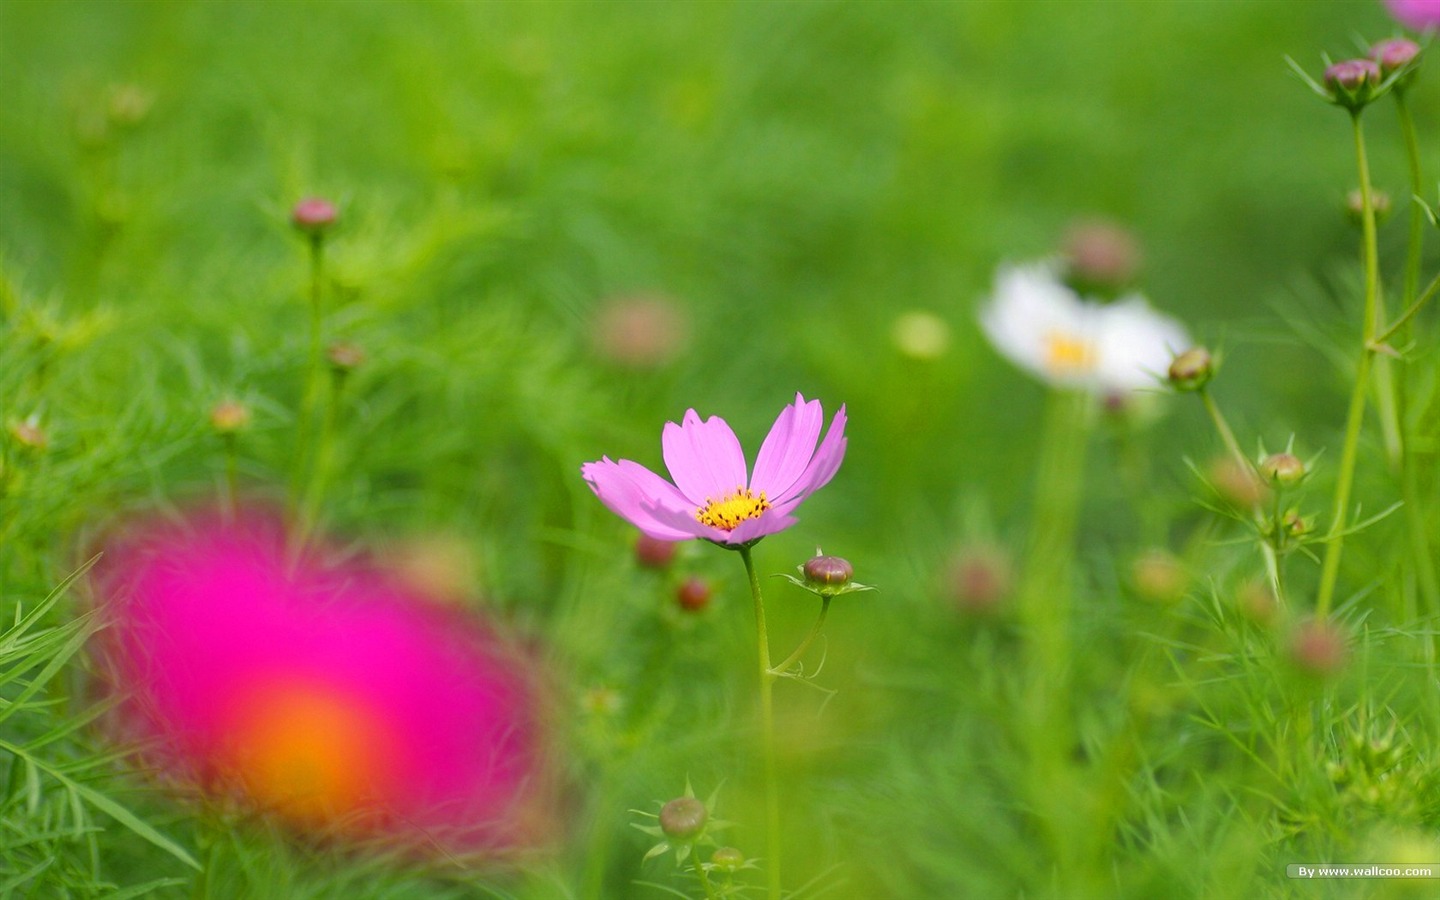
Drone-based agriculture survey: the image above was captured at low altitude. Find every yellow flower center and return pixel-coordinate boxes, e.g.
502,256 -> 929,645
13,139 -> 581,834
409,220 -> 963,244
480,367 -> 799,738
1043,331 -> 1096,375
696,487 -> 770,531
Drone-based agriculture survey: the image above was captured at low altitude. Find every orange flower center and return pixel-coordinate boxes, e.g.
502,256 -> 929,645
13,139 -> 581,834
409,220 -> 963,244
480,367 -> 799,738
1043,331 -> 1096,375
696,487 -> 770,531
223,678 -> 395,826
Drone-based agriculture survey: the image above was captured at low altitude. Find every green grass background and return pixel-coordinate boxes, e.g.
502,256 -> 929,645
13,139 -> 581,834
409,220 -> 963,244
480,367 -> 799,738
2,0 -> 1438,897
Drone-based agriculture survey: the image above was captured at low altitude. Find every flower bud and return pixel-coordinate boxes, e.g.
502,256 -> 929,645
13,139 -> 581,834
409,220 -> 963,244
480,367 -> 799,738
591,293 -> 688,370
802,554 -> 853,588
7,418 -> 48,451
1237,580 -> 1279,627
676,576 -> 712,613
1346,188 -> 1392,226
1259,452 -> 1305,485
1129,549 -> 1189,605
1280,509 -> 1310,538
1323,59 -> 1383,111
106,83 -> 154,128
635,533 -> 678,569
1061,217 -> 1141,294
947,545 -> 1013,616
209,400 -> 251,434
1207,455 -> 1269,508
1288,618 -> 1349,677
1167,347 -> 1214,392
1370,38 -> 1421,76
658,796 -> 707,842
711,847 -> 745,873
291,197 -> 338,234
326,341 -> 365,373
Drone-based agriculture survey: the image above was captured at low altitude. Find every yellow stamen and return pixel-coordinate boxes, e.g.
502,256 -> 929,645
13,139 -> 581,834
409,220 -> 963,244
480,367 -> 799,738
697,487 -> 770,531
1043,331 -> 1096,375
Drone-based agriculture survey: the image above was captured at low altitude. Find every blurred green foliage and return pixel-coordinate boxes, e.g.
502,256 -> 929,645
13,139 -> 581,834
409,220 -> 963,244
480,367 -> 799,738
2,0 -> 1438,897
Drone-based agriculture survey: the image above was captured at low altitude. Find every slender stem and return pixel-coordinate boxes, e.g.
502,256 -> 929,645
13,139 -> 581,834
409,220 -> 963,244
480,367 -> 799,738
1391,89 -> 1440,620
1316,112 -> 1381,619
690,849 -> 720,900
739,545 -> 781,900
1199,387 -> 1247,470
1198,387 -> 1287,606
1017,389 -> 1090,875
221,432 -> 238,519
769,597 -> 831,677
1373,271 -> 1440,346
292,234 -> 326,506
1396,90 -> 1425,324
295,370 -> 343,553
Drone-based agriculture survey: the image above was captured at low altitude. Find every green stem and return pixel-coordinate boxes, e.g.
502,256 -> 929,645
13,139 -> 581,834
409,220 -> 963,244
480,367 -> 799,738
769,596 -> 831,677
295,370 -> 343,553
221,433 -> 238,519
1017,389 -> 1090,874
292,234 -> 326,505
1198,387 -> 1247,470
738,545 -> 781,900
1392,89 -> 1440,621
691,849 -> 720,900
1316,112 -> 1381,619
1373,271 -> 1440,346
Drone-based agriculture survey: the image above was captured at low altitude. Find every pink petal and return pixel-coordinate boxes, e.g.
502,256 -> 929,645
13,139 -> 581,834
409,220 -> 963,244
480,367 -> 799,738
581,458 -> 700,541
662,410 -> 749,505
641,500 -> 731,543
774,405 -> 847,506
727,509 -> 799,544
749,393 -> 824,500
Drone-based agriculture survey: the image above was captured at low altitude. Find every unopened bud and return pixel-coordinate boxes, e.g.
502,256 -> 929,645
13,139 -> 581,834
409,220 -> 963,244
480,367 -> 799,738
106,84 -> 154,128
658,796 -> 708,842
1371,37 -> 1422,80
1323,59 -> 1383,111
7,419 -> 48,451
591,293 -> 688,370
1130,549 -> 1188,605
1237,580 -> 1279,627
291,197 -> 338,234
1288,618 -> 1349,677
803,554 -> 854,588
326,342 -> 365,373
711,846 -> 745,873
1279,509 -> 1310,538
1207,456 -> 1269,508
676,576 -> 712,612
1346,188 -> 1392,226
947,545 -> 1013,616
1259,452 -> 1305,485
209,400 -> 251,434
1167,347 -> 1214,392
635,533 -> 679,568
1061,217 -> 1141,294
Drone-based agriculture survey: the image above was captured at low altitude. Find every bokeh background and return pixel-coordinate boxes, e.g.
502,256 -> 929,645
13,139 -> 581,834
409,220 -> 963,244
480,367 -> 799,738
1,0 -> 1435,897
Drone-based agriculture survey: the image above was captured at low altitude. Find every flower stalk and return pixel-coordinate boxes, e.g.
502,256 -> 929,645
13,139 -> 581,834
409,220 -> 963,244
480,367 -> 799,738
739,545 -> 782,900
1316,111 -> 1381,619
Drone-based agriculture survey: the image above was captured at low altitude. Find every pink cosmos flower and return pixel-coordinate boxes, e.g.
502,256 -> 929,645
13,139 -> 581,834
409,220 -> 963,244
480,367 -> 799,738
581,393 -> 847,546
1384,0 -> 1440,30
90,507 -> 556,856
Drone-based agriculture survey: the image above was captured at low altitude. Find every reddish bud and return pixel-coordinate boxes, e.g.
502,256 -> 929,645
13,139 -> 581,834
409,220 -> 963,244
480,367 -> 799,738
802,554 -> 854,588
635,533 -> 678,569
947,545 -> 1013,616
1259,452 -> 1305,485
1061,217 -> 1141,292
1371,38 -> 1421,74
658,796 -> 707,842
591,293 -> 688,370
676,576 -> 712,612
209,400 -> 251,434
1288,618 -> 1349,677
326,342 -> 366,373
291,197 -> 338,233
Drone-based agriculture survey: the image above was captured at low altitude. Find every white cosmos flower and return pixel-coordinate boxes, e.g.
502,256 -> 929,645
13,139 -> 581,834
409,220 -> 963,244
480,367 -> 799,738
979,262 -> 1189,395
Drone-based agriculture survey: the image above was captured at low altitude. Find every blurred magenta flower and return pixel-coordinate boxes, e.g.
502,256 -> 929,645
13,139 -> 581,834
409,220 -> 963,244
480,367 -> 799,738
91,507 -> 556,855
581,393 -> 847,546
1384,0 -> 1440,30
